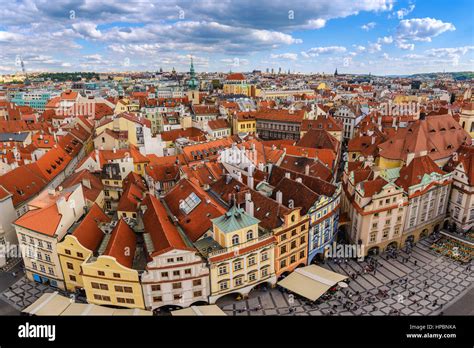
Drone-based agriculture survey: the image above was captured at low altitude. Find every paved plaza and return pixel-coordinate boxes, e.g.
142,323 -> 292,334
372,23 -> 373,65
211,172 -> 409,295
0,236 -> 471,316
218,237 -> 473,316
0,275 -> 52,311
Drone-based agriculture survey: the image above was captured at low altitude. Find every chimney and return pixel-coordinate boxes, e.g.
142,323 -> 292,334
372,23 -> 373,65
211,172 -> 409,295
276,190 -> 283,204
247,176 -> 254,190
371,136 -> 375,145
95,149 -> 100,166
296,177 -> 303,183
245,192 -> 254,217
82,178 -> 91,190
305,164 -> 310,176
285,172 -> 291,179
406,152 -> 415,166
113,147 -> 116,153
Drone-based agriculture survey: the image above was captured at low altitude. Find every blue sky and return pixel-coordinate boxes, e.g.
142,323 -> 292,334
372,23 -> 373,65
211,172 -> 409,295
0,0 -> 472,75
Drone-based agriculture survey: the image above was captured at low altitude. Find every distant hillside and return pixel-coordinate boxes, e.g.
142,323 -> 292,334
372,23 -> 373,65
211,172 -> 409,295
408,71 -> 474,80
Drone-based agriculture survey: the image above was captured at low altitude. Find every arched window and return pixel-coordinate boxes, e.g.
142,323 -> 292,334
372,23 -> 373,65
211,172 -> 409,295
246,230 -> 253,241
232,235 -> 239,245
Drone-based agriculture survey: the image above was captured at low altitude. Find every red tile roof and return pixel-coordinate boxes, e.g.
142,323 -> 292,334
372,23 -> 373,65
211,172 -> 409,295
255,108 -> 305,123
163,178 -> 226,242
72,203 -> 110,251
444,145 -> 474,185
103,219 -> 136,268
208,119 -> 230,130
226,73 -> 246,81
296,129 -> 340,152
142,194 -> 193,257
396,155 -> 446,190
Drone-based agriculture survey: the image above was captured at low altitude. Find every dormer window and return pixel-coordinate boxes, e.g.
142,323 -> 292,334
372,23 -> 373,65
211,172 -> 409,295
232,235 -> 240,245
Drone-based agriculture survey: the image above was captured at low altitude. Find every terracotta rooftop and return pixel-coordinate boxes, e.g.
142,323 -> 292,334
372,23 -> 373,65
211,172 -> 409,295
72,203 -> 110,251
103,218 -> 137,268
142,194 -> 194,257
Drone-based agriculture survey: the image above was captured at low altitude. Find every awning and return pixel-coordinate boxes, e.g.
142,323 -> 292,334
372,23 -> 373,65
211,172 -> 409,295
23,293 -> 153,316
22,292 -> 71,316
277,265 -> 348,302
113,308 -> 153,316
171,305 -> 227,316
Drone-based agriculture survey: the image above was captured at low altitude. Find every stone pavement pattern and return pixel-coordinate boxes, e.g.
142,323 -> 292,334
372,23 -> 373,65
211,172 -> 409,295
219,238 -> 473,316
1,276 -> 52,311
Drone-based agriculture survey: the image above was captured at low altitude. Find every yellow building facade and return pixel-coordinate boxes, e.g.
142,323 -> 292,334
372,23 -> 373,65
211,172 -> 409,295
82,255 -> 145,309
202,205 -> 276,303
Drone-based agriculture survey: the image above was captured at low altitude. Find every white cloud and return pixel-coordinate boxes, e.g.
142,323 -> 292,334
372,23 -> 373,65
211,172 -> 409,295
395,4 -> 415,19
397,17 -> 455,42
368,43 -> 382,53
72,22 -> 103,39
270,53 -> 298,61
303,46 -> 347,57
396,41 -> 415,50
353,45 -> 367,52
377,36 -> 393,44
0,31 -> 23,42
361,22 -> 376,31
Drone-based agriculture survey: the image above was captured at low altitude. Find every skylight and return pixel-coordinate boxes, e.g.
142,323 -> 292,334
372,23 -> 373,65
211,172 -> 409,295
179,192 -> 202,214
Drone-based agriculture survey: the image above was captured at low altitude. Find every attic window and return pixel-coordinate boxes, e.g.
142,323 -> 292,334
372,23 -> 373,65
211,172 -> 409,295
440,127 -> 446,131
430,148 -> 436,152
447,144 -> 453,149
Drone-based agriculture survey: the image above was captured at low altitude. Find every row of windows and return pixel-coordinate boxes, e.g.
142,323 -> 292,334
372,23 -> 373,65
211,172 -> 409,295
257,122 -> 300,132
150,279 -> 202,292
93,294 -> 135,304
153,290 -> 203,303
230,230 -> 256,246
64,249 -> 84,258
20,234 -> 52,250
217,252 -> 269,275
91,282 -> 133,293
279,250 -> 305,268
279,236 -> 306,254
279,225 -> 306,242
159,268 -> 192,278
31,262 -> 54,275
218,269 -> 269,290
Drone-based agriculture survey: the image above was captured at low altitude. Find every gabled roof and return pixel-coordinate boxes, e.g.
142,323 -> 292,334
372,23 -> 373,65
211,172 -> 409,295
396,155 -> 446,190
209,176 -> 292,230
14,203 -> 61,236
163,178 -> 226,242
271,177 -> 319,215
61,169 -> 104,203
103,219 -> 136,268
0,164 -> 49,207
378,114 -> 471,162
359,177 -> 388,198
269,165 -> 337,197
296,129 -> 339,152
226,73 -> 246,81
444,145 -> 474,185
142,194 -> 192,257
72,204 -> 110,252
